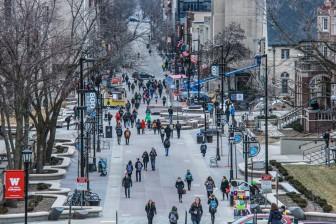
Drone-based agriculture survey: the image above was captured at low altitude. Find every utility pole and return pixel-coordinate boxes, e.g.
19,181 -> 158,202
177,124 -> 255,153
221,45 -> 225,111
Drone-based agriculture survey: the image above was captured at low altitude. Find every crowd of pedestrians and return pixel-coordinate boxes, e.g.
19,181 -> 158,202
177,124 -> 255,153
115,73 -> 236,224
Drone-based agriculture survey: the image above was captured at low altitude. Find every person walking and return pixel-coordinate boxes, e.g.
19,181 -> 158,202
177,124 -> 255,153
268,203 -> 283,224
142,151 -> 149,171
200,141 -> 207,157
163,137 -> 171,156
145,200 -> 157,224
185,169 -> 193,191
168,206 -> 179,224
204,176 -> 215,198
126,161 -> 133,178
149,148 -> 157,171
175,177 -> 185,203
162,95 -> 167,106
230,103 -> 236,127
152,120 -> 158,134
124,128 -> 131,145
189,197 -> 203,224
136,119 -> 141,134
220,176 -> 230,200
168,106 -> 174,124
165,125 -> 171,139
160,128 -> 165,143
122,173 -> 132,198
116,124 -> 123,145
224,97 -> 231,124
323,129 -> 331,149
107,112 -> 113,126
176,121 -> 182,139
65,115 -> 72,130
141,119 -> 146,134
135,158 -> 143,182
208,194 -> 219,224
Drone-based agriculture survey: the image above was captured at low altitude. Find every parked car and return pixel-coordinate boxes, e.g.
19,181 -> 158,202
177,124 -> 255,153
132,72 -> 154,81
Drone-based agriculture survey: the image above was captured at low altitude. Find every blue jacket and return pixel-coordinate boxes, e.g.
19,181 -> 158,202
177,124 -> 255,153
268,210 -> 282,224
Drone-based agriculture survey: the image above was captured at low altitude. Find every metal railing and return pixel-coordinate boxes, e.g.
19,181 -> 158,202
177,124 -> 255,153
277,107 -> 303,129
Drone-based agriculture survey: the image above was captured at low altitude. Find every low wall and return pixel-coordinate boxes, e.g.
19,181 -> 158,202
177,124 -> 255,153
280,137 -> 321,155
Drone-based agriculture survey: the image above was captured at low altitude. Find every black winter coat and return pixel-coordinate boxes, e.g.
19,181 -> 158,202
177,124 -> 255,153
189,203 -> 203,222
175,180 -> 185,194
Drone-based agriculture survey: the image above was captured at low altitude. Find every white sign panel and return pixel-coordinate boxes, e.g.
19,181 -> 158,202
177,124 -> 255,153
211,65 -> 219,77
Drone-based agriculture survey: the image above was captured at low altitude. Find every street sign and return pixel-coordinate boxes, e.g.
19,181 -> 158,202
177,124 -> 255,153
211,65 -> 219,77
4,170 -> 25,199
85,92 -> 96,114
261,174 -> 272,194
233,132 -> 243,144
76,177 -> 88,191
231,93 -> 244,101
249,143 -> 260,157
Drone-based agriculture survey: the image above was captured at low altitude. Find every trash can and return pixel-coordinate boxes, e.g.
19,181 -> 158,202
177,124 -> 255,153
105,126 -> 112,138
206,135 -> 213,143
88,162 -> 97,172
196,133 -> 204,144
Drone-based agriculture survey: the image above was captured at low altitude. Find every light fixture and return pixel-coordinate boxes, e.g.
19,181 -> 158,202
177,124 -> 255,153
22,148 -> 32,163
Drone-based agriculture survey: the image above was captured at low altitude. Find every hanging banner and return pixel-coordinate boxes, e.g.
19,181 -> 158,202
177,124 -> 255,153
4,170 -> 25,199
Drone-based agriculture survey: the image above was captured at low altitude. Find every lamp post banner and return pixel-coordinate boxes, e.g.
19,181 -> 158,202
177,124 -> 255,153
4,170 -> 25,199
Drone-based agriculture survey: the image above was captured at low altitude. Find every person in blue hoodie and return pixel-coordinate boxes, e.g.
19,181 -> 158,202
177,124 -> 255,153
268,203 -> 283,224
230,104 -> 236,126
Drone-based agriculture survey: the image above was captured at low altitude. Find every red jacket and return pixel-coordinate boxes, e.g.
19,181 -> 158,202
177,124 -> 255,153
115,112 -> 121,121
141,120 -> 146,129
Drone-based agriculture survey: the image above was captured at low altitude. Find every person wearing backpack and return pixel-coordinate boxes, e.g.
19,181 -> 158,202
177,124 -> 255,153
204,176 -> 215,198
126,161 -> 133,178
149,148 -> 157,171
185,169 -> 193,191
189,197 -> 203,224
268,203 -> 283,224
208,194 -> 219,224
135,158 -> 143,182
115,124 -> 123,145
124,128 -> 131,145
163,138 -> 171,156
142,151 -> 149,171
175,177 -> 185,203
168,206 -> 179,224
200,141 -> 207,157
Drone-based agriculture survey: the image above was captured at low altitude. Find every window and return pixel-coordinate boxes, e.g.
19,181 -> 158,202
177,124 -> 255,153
281,79 -> 288,94
333,17 -> 336,34
281,49 -> 290,59
323,17 -> 329,32
281,72 -> 289,94
323,46 -> 328,57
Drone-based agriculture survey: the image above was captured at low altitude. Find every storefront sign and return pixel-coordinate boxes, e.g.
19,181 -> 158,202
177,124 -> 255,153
4,170 -> 25,199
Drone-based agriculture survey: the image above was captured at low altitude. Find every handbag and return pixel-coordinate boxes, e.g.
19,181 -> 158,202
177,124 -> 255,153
225,187 -> 230,193
182,189 -> 186,194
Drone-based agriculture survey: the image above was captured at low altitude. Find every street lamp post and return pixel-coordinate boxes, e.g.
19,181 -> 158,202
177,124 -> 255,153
22,148 -> 32,224
264,54 -> 269,174
215,103 -> 221,161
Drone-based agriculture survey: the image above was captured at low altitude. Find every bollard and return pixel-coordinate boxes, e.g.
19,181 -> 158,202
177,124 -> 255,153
116,210 -> 118,224
185,210 -> 187,224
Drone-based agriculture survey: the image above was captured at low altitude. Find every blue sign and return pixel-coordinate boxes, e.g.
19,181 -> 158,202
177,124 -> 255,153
249,144 -> 260,157
234,132 -> 243,144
